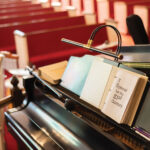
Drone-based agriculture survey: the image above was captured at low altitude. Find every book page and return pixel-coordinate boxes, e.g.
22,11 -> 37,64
101,69 -> 139,123
124,73 -> 148,125
61,55 -> 95,96
61,56 -> 80,92
80,58 -> 113,108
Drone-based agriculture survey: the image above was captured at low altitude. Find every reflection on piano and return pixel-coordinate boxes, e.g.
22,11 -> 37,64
4,68 -> 150,150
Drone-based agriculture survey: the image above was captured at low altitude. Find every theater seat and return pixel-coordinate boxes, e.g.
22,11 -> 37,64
126,14 -> 149,44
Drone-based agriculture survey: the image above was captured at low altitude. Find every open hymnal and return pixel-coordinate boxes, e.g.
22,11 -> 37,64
38,60 -> 68,85
59,54 -> 148,125
80,58 -> 148,125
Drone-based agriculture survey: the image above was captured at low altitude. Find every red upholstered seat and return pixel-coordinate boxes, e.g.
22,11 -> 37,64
0,7 -> 54,16
0,0 -> 31,4
30,44 -> 102,67
0,1 -> 31,8
0,46 -> 16,53
23,24 -> 108,67
0,3 -> 41,11
0,11 -> 67,24
0,16 -> 84,49
0,13 -> 85,53
30,47 -> 96,67
27,24 -> 107,55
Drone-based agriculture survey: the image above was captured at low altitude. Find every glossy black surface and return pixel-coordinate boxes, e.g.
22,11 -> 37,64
7,77 -> 150,150
5,86 -> 130,150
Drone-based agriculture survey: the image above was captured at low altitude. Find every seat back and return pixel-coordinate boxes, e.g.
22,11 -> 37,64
126,14 -> 149,44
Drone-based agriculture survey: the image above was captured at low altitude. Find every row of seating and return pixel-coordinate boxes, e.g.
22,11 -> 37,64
0,0 -> 31,6
0,0 -> 109,68
0,10 -> 63,24
4,0 -> 149,68
1,0 -> 150,35
113,0 -> 150,34
0,11 -> 69,52
15,23 -> 107,67
0,3 -> 41,11
0,7 -> 53,16
88,0 -> 150,35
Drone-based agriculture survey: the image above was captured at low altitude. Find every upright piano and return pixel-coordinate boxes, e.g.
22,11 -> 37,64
4,67 -> 150,150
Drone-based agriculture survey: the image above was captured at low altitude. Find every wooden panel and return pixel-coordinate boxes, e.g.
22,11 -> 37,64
71,0 -> 82,15
114,1 -> 127,34
134,5 -> 149,35
105,18 -> 118,43
0,11 -> 68,52
61,0 -> 70,10
97,0 -> 109,23
15,24 -> 107,67
14,33 -> 29,68
114,0 -> 150,34
83,0 -> 95,14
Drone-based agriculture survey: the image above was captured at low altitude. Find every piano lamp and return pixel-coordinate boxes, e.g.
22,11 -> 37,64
61,24 -> 123,61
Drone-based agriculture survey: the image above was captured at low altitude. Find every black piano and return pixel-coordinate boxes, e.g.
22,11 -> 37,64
4,22 -> 150,150
4,69 -> 150,150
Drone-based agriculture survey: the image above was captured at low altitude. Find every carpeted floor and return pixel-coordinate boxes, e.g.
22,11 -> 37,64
4,124 -> 18,150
